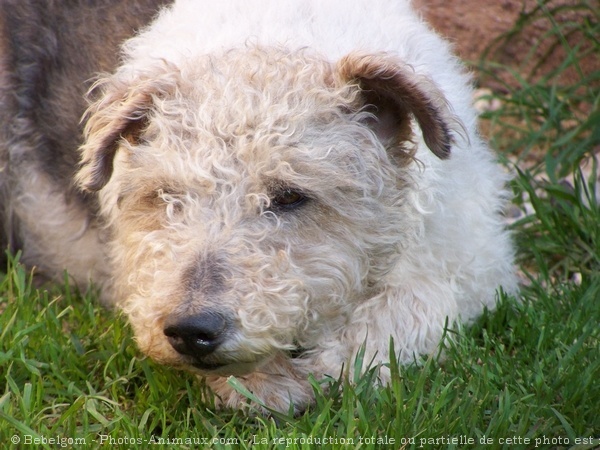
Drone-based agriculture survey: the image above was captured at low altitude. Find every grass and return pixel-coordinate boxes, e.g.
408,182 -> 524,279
1,2 -> 599,449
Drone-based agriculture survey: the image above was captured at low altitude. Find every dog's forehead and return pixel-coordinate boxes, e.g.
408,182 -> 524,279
130,49 -> 379,185
134,121 -> 376,193
168,48 -> 352,136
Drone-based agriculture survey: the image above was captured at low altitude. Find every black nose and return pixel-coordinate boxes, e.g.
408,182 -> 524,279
163,312 -> 228,358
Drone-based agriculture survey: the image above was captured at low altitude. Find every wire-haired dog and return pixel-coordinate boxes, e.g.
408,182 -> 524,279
1,0 -> 516,412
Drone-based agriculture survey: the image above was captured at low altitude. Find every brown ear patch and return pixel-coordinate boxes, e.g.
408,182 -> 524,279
77,84 -> 154,192
337,52 -> 454,160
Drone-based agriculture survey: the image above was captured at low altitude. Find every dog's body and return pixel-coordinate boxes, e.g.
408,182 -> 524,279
0,0 -> 170,282
1,0 -> 516,412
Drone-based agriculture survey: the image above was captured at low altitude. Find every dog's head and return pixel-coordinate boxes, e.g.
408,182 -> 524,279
77,47 -> 459,376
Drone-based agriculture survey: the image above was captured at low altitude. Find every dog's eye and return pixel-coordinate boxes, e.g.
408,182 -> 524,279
270,189 -> 307,209
155,188 -> 185,214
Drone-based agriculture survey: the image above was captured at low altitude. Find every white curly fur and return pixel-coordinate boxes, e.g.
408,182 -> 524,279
74,0 -> 517,412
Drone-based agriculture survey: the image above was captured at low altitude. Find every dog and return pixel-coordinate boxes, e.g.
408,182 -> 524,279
1,0 -> 516,412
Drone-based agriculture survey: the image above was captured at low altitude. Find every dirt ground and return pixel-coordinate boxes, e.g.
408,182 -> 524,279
414,0 -> 598,90
415,0 -> 527,64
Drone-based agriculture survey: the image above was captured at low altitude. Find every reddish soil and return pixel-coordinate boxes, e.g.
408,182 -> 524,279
414,0 -> 599,90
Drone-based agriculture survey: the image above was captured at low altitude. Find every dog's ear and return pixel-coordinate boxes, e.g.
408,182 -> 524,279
336,52 -> 455,162
77,81 -> 155,192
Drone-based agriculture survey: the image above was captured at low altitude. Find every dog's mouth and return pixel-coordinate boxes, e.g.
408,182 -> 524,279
191,360 -> 229,371
189,360 -> 260,376
181,345 -> 309,376
178,352 -> 270,376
